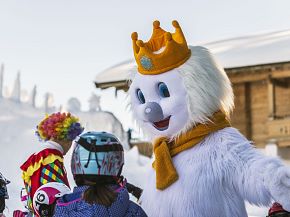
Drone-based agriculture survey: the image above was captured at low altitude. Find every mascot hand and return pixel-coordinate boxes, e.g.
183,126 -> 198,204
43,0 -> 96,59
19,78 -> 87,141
269,167 -> 290,211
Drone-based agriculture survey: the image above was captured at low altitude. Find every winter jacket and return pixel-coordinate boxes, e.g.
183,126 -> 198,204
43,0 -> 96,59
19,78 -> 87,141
54,186 -> 147,217
0,172 -> 9,199
13,210 -> 34,217
20,141 -> 70,211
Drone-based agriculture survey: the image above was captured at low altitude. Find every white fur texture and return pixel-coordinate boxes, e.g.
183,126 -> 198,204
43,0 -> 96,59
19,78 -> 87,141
128,46 -> 234,139
140,127 -> 290,217
129,45 -> 290,216
129,69 -> 189,139
177,46 -> 234,131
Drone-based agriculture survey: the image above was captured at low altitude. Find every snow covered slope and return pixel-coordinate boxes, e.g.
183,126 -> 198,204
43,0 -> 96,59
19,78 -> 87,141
0,99 -> 43,214
0,98 -> 150,215
0,98 -> 268,216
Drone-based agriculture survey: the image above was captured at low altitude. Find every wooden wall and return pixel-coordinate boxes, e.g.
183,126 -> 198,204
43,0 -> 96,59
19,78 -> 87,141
249,81 -> 268,146
231,83 -> 247,136
231,81 -> 268,147
275,81 -> 290,118
228,62 -> 290,148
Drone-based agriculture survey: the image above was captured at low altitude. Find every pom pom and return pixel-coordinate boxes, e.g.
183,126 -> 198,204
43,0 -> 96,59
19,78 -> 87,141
153,20 -> 160,29
131,32 -> 138,41
36,112 -> 84,141
172,20 -> 180,28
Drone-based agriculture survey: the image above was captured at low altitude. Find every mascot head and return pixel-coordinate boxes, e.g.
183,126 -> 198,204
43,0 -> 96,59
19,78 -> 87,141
129,20 -> 234,139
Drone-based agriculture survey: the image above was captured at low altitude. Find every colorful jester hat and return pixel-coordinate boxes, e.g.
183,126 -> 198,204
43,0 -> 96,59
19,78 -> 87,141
36,112 -> 84,141
131,20 -> 191,75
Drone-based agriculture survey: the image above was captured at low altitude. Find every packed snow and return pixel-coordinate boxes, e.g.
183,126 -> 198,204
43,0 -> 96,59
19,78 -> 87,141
0,98 -> 271,216
0,98 -> 136,215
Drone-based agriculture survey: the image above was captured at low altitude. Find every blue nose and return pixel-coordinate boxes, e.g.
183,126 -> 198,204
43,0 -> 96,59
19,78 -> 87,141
143,102 -> 164,123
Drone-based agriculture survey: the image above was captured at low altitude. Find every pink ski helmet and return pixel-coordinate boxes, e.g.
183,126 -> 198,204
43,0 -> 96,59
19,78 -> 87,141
32,182 -> 70,216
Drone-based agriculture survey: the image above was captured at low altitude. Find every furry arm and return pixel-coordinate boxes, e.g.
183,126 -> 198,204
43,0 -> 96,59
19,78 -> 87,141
223,128 -> 290,211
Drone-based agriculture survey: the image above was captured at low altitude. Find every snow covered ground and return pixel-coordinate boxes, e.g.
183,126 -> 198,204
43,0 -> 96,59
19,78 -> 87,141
0,98 -> 269,216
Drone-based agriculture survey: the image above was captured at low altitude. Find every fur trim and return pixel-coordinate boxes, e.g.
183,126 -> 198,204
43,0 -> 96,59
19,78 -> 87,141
176,46 -> 234,135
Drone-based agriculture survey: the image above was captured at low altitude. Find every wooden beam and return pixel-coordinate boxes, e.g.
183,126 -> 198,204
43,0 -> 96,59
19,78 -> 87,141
94,80 -> 128,90
228,71 -> 290,84
267,76 -> 276,119
271,79 -> 289,88
244,82 -> 252,139
272,69 -> 290,79
228,73 -> 268,84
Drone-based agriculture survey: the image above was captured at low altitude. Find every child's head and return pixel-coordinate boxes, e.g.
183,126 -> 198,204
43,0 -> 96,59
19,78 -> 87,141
71,131 -> 124,206
36,112 -> 84,154
32,182 -> 71,217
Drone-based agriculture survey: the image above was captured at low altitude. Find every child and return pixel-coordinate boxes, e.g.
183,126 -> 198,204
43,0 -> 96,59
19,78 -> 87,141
32,182 -> 70,217
54,131 -> 147,217
20,112 -> 84,214
13,188 -> 34,217
0,172 -> 9,217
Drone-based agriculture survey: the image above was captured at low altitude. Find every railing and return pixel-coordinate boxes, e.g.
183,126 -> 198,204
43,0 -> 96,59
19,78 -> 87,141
268,119 -> 290,138
267,119 -> 290,147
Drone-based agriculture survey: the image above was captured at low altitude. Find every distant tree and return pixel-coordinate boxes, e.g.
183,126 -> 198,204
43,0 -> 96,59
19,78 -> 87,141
30,85 -> 37,108
0,64 -> 4,98
67,97 -> 81,113
88,93 -> 101,112
11,71 -> 21,102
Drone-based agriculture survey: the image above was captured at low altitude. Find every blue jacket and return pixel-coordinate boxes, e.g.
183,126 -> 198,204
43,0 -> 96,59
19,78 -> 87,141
53,186 -> 147,217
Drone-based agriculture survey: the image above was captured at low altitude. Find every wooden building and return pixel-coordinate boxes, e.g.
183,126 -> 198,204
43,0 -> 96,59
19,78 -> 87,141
228,62 -> 290,148
94,30 -> 290,155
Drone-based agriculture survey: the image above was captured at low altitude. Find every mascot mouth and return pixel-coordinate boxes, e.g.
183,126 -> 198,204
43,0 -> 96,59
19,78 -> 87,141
152,116 -> 171,131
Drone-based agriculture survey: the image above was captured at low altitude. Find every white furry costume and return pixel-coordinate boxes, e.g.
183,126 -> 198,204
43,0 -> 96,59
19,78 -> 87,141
129,46 -> 290,217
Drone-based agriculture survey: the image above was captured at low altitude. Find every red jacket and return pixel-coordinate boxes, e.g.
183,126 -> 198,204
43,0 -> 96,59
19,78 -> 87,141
20,142 -> 70,212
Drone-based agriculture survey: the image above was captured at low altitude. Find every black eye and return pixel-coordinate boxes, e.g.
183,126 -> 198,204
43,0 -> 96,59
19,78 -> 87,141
136,88 -> 145,104
158,82 -> 170,98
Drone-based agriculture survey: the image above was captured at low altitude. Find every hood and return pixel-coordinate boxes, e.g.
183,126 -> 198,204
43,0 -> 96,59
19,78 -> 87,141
56,185 -> 130,217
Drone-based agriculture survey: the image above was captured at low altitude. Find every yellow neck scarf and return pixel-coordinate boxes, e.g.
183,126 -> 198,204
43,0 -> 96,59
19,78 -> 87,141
152,111 -> 231,190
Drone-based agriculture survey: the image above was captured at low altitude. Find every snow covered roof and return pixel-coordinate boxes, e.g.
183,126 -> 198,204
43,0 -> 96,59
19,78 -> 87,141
95,60 -> 135,84
94,60 -> 134,89
95,29 -> 290,89
204,29 -> 290,68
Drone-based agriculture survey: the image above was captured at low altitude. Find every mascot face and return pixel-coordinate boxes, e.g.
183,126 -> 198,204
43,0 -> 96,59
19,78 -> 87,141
129,69 -> 189,138
129,20 -> 234,139
129,46 -> 234,139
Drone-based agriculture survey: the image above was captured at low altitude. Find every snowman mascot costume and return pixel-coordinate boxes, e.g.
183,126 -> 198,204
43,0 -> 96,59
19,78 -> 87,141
128,20 -> 290,217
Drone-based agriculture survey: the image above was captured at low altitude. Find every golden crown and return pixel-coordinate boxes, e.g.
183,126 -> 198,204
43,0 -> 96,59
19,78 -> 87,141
131,20 -> 191,75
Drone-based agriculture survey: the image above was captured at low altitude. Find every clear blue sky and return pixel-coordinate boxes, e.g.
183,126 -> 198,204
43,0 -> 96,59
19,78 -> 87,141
0,0 -> 290,129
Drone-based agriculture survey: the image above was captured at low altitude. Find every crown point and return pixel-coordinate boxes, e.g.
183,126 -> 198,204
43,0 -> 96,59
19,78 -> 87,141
132,20 -> 191,75
165,32 -> 172,41
153,20 -> 160,29
136,40 -> 144,47
131,32 -> 138,41
172,20 -> 180,28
